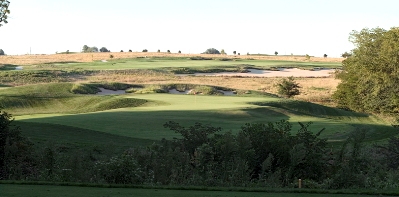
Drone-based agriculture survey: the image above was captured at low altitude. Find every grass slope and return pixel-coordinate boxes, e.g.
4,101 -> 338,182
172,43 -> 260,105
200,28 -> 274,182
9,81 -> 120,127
0,83 -> 147,115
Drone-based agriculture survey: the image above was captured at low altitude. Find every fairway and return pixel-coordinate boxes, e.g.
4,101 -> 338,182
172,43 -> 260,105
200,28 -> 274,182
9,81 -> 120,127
12,93 -> 394,144
19,58 -> 342,71
0,184 -> 378,197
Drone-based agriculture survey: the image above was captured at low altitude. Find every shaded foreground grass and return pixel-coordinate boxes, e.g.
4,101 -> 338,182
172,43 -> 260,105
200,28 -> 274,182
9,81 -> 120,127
0,183 -> 391,197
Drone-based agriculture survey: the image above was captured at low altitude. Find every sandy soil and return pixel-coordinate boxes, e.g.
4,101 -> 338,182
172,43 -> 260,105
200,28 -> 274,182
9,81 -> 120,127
96,88 -> 126,95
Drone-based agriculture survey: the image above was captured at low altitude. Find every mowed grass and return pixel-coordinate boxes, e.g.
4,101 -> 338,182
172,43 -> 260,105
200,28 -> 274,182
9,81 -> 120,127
20,57 -> 342,71
0,184 -> 382,197
1,83 -> 393,147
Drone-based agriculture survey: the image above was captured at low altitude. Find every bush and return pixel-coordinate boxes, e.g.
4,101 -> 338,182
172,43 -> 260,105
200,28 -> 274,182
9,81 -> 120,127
167,50 -> 170,53
157,49 -> 160,53
178,50 -> 181,53
276,76 -> 301,98
120,50 -> 124,52
142,49 -> 148,52
109,54 -> 114,58
305,54 -> 311,60
0,49 -> 5,55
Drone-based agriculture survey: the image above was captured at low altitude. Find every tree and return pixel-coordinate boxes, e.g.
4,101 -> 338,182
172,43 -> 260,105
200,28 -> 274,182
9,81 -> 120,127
142,49 -> 148,52
100,47 -> 110,52
129,49 -> 132,52
341,51 -> 352,58
157,49 -> 160,53
0,109 -> 33,180
275,51 -> 278,56
82,45 -> 98,53
82,45 -> 89,53
233,51 -> 236,55
167,50 -> 170,53
120,50 -> 124,52
89,46 -> 98,52
220,49 -> 226,55
324,54 -> 328,58
333,27 -> 399,114
0,0 -> 10,27
0,49 -> 4,55
276,76 -> 301,98
178,50 -> 181,53
203,48 -> 220,54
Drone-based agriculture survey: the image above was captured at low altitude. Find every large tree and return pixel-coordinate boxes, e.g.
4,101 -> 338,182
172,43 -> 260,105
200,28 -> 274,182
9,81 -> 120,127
203,48 -> 220,54
0,0 -> 10,27
333,27 -> 399,114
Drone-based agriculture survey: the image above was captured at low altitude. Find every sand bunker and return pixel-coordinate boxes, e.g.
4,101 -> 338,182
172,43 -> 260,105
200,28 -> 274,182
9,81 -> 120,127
96,88 -> 126,95
168,89 -> 191,94
176,68 -> 337,77
218,90 -> 236,96
168,89 -> 236,96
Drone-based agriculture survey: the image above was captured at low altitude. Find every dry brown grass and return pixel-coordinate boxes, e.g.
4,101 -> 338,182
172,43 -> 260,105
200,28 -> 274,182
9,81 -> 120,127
84,71 -> 340,106
0,52 -> 344,65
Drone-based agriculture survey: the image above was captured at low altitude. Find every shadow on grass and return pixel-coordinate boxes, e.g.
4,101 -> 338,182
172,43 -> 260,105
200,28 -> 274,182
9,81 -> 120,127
15,121 -> 155,153
249,99 -> 369,119
42,61 -> 80,64
0,64 -> 22,71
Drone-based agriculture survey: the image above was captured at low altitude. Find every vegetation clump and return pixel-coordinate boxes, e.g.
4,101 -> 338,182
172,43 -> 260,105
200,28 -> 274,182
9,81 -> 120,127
276,76 -> 301,98
333,27 -> 399,114
202,48 -> 220,54
189,56 -> 213,60
70,83 -> 100,94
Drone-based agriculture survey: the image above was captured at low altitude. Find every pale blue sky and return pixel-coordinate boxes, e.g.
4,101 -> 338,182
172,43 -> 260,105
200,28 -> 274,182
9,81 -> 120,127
1,0 -> 398,57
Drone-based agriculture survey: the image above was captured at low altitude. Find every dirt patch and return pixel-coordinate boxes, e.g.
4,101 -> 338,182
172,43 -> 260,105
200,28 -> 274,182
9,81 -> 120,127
96,88 -> 126,95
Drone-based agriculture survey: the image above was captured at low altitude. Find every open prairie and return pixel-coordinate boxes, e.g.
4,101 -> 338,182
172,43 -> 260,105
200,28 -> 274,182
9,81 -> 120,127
0,52 -> 344,65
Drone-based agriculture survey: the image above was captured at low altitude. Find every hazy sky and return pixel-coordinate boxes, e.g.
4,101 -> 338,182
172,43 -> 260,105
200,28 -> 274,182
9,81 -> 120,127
1,0 -> 398,57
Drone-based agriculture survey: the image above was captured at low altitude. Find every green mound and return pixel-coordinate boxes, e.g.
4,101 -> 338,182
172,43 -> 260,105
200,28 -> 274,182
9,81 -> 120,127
0,83 -> 147,115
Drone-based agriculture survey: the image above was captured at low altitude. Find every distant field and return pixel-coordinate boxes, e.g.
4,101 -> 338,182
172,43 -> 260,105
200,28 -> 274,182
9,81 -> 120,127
0,52 -> 344,65
0,184 -> 387,197
8,57 -> 342,72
